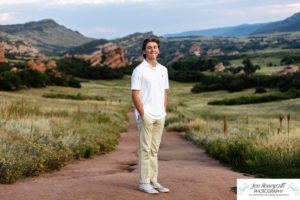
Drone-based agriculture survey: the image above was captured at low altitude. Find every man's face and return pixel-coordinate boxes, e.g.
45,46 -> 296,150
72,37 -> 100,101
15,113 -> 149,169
143,42 -> 159,60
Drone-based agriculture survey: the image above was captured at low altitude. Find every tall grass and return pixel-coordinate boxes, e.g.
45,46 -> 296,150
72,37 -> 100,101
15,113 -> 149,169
167,79 -> 300,178
0,79 -> 132,184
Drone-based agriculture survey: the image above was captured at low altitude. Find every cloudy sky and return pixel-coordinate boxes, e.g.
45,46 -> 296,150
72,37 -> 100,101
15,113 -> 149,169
0,0 -> 300,39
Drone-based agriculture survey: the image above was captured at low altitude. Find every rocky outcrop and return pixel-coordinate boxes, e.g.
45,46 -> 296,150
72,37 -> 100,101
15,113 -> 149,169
46,60 -> 57,69
237,69 -> 246,75
102,47 -> 126,68
26,58 -> 58,74
27,58 -> 47,73
90,31 -> 154,63
64,46 -> 126,68
0,44 -> 8,63
63,53 -> 71,58
10,67 -> 18,72
80,47 -> 126,68
74,54 -> 88,59
0,40 -> 39,57
189,43 -> 201,56
276,65 -> 298,75
207,48 -> 221,55
214,63 -> 225,72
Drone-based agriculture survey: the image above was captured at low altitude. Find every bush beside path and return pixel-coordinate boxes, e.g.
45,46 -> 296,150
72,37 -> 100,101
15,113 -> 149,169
0,111 -> 247,200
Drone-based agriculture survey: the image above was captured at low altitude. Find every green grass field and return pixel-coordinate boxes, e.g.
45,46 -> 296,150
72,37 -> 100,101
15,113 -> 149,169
1,65 -> 300,183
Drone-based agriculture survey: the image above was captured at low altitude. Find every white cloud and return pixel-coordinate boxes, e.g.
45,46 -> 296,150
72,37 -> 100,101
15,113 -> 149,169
86,27 -> 117,34
0,0 -> 42,5
248,3 -> 300,16
0,12 -> 15,22
48,0 -> 161,6
183,0 -> 239,7
0,0 -> 160,6
49,0 -> 124,5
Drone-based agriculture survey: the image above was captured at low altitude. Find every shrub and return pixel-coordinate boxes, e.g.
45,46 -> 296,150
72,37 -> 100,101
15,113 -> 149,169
165,116 -> 180,127
0,71 -> 22,90
208,89 -> 300,105
43,93 -> 105,101
255,87 -> 267,93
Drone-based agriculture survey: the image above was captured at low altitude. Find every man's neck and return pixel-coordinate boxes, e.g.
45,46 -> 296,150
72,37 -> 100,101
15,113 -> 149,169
145,58 -> 157,67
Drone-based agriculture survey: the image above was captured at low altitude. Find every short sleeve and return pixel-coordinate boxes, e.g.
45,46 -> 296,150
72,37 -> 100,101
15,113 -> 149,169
164,69 -> 169,89
131,69 -> 141,90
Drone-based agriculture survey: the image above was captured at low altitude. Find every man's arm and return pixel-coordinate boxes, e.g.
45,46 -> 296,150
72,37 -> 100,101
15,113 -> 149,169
132,90 -> 144,118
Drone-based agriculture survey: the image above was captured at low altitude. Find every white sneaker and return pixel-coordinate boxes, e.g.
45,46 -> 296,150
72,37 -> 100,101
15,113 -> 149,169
138,183 -> 159,194
151,182 -> 170,193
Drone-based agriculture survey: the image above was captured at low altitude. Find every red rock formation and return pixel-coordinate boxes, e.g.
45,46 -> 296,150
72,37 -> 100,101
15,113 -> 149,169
10,67 -> 18,72
189,43 -> 201,56
26,59 -> 61,76
66,46 -> 127,68
38,54 -> 48,62
46,60 -> 57,69
63,53 -> 71,58
214,63 -> 225,72
0,44 -> 8,63
85,47 -> 126,68
26,59 -> 36,69
237,69 -> 246,75
102,47 -> 126,69
74,54 -> 88,59
1,40 -> 39,57
207,48 -> 221,55
88,52 -> 103,66
26,59 -> 47,73
276,65 -> 298,75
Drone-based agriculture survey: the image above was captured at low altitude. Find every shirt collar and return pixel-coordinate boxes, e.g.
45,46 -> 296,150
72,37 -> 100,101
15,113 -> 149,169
143,59 -> 158,70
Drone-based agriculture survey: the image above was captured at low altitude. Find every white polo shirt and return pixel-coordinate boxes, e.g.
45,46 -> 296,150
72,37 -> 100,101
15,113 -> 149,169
131,59 -> 169,120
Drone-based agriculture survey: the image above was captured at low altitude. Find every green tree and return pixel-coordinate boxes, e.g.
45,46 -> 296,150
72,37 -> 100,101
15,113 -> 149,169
242,58 -> 260,74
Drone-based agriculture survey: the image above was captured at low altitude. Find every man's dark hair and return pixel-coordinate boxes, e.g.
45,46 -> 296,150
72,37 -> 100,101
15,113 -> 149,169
142,38 -> 160,59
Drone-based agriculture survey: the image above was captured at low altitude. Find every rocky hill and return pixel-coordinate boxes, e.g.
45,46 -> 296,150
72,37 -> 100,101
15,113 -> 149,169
0,19 -> 94,56
0,38 -> 40,57
252,12 -> 300,34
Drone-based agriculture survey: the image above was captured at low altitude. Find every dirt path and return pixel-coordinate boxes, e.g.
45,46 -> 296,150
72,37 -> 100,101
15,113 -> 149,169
0,112 -> 247,200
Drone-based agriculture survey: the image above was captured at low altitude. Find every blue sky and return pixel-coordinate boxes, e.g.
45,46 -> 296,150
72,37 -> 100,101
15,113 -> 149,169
0,0 -> 300,39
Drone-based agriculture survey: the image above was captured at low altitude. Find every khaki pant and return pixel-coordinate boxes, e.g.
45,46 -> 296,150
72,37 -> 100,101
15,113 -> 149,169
137,114 -> 165,184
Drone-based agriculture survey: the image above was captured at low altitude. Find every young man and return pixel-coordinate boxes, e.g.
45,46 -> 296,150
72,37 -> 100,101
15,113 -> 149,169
131,38 -> 170,194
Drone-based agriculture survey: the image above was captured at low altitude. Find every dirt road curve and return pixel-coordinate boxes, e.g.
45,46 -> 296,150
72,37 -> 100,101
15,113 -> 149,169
0,112 -> 247,200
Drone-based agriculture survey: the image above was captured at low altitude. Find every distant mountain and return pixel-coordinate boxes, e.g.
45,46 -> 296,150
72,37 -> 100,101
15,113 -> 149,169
0,19 -> 94,56
164,23 -> 268,38
252,12 -> 300,34
163,12 -> 300,38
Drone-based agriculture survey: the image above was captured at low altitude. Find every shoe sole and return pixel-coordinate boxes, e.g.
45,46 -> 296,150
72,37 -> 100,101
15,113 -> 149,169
138,188 -> 159,194
155,189 -> 170,193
